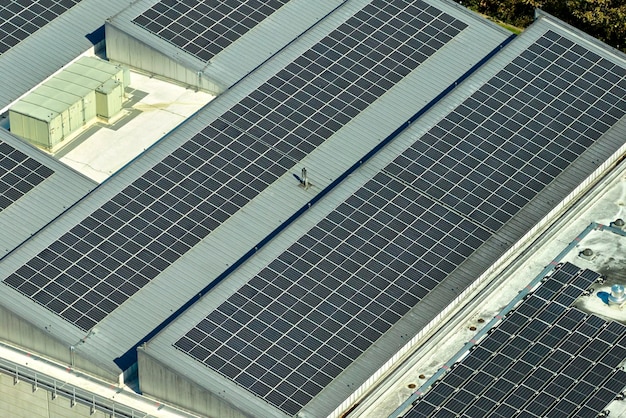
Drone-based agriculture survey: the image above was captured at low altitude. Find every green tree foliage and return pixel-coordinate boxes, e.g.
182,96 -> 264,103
454,0 -> 626,52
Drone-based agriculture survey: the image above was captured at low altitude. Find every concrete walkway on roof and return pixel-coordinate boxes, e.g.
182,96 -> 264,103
57,72 -> 214,183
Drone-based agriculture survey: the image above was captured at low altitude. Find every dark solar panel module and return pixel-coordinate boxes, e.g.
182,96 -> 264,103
132,0 -> 290,62
3,0 -> 465,332
171,22 -> 626,417
222,0 -> 466,161
386,30 -> 626,232
174,172 -> 492,415
0,0 -> 82,54
404,263 -> 626,418
4,127 -> 292,331
0,141 -> 54,210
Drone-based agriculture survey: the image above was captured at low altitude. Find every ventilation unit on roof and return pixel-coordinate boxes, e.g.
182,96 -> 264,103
8,56 -> 129,152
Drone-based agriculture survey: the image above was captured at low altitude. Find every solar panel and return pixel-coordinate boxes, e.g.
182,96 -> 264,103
3,128 -> 292,331
174,171 -> 493,416
385,30 -> 626,232
0,140 -> 54,210
0,0 -> 82,55
3,0 -> 466,332
170,24 -> 626,416
132,0 -> 290,62
404,263 -> 626,418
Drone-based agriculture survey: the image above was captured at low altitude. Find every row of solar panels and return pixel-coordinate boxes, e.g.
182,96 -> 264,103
0,1 -> 626,417
154,23 -> 626,416
0,0 -> 511,381
404,262 -> 626,418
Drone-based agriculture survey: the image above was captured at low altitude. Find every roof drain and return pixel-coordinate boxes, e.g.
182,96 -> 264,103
579,248 -> 594,260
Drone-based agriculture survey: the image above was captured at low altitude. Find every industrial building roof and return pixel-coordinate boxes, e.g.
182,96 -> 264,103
0,1 -> 626,417
0,0 -> 510,380
138,12 -> 626,418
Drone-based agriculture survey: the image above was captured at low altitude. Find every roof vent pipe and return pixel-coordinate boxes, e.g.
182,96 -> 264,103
301,167 -> 309,189
611,218 -> 625,228
608,284 -> 626,307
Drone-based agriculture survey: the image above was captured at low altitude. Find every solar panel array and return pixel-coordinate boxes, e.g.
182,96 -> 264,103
172,29 -> 626,415
0,0 -> 82,55
0,141 -> 54,211
3,0 -> 466,332
174,172 -> 492,415
132,0 -> 289,62
387,29 -> 626,233
405,262 -> 626,418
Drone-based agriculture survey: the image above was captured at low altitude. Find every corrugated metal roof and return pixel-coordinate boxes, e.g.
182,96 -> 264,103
140,12 -> 626,418
0,0 -> 509,379
0,0 -> 132,110
3,0 -> 624,416
0,129 -> 96,257
105,0 -> 361,91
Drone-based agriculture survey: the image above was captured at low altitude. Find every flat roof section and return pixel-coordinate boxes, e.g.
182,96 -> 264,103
404,262 -> 626,418
560,225 -> 626,325
58,71 -> 214,183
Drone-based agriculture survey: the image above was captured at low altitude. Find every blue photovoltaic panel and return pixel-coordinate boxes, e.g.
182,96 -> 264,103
3,0 -> 466,332
172,22 -> 626,418
386,30 -> 626,232
404,263 -> 626,418
132,0 -> 290,61
174,172 -> 493,415
224,0 -> 466,162
0,141 -> 54,210
3,127 -> 293,331
0,0 -> 82,54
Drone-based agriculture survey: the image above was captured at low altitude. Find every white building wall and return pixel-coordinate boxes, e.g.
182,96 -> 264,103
0,304 -> 119,383
0,373 -> 108,418
105,24 -> 223,95
138,348 -> 251,418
